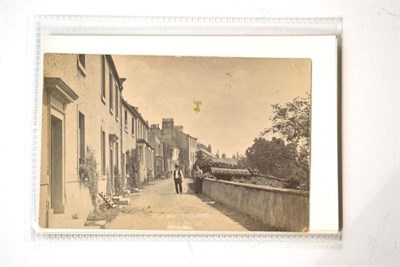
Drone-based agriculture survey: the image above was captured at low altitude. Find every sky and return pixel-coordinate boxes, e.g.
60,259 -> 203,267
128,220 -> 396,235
113,55 -> 311,157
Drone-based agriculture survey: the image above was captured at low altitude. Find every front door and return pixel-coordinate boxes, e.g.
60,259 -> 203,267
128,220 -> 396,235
51,115 -> 64,213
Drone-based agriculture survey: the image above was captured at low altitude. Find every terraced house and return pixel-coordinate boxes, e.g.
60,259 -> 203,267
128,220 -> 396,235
136,115 -> 155,183
40,54 -> 146,228
123,101 -> 155,184
121,99 -> 139,189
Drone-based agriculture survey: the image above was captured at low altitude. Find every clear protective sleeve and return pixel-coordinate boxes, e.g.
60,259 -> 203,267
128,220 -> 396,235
29,16 -> 342,242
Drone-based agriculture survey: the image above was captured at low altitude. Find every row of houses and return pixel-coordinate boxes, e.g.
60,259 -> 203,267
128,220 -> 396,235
149,119 -> 198,178
39,54 -> 198,228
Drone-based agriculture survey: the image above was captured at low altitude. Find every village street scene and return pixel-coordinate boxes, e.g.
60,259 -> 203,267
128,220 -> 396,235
39,54 -> 311,232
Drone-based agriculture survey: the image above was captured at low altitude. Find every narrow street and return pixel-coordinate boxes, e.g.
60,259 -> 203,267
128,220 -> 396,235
106,178 -> 269,231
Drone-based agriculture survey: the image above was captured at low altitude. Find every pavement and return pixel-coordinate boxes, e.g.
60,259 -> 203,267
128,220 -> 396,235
105,177 -> 269,231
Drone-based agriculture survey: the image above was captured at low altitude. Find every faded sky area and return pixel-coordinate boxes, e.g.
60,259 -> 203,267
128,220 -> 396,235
113,55 -> 311,157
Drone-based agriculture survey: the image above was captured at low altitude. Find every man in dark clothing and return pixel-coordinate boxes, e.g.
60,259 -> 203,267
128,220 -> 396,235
173,164 -> 184,194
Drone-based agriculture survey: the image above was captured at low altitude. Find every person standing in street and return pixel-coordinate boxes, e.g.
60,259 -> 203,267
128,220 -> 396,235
193,164 -> 203,194
173,164 -> 184,194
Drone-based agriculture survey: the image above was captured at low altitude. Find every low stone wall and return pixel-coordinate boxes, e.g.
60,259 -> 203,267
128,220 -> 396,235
202,178 -> 309,231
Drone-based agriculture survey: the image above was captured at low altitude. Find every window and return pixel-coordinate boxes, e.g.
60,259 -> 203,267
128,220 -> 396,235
125,152 -> 129,175
101,56 -> 106,102
109,73 -> 113,114
121,153 -> 125,177
131,117 -> 135,135
138,147 -> 143,163
115,83 -> 119,120
115,142 -> 119,174
78,54 -> 85,68
124,110 -> 128,131
78,112 -> 85,164
101,130 -> 106,175
77,54 -> 86,76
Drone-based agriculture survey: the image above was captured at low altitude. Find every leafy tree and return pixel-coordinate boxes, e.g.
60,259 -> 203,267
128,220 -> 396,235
263,94 -> 310,146
237,155 -> 249,168
221,153 -> 226,159
262,94 -> 311,187
245,137 -> 297,178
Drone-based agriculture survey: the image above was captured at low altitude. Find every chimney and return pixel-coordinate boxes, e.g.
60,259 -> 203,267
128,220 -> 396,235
150,124 -> 161,133
162,118 -> 174,129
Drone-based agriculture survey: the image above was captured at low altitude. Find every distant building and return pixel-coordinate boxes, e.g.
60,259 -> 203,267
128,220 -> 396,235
197,142 -> 212,154
197,147 -> 214,159
156,118 -> 198,175
149,124 -> 164,179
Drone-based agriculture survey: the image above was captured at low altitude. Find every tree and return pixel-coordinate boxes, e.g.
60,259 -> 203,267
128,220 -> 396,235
262,94 -> 311,186
245,137 -> 297,178
237,154 -> 249,168
221,153 -> 226,159
263,94 -> 310,149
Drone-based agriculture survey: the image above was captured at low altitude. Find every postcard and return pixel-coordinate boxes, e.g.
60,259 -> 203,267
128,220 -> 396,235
35,35 -> 339,235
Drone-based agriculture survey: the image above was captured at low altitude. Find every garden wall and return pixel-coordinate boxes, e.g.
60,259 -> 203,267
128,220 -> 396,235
202,178 -> 309,231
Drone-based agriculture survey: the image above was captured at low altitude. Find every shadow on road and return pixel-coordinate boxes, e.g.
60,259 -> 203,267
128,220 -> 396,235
186,180 -> 272,231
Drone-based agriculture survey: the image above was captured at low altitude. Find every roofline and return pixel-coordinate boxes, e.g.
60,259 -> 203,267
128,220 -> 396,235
121,98 -> 150,129
105,55 -> 123,90
171,127 -> 197,140
122,98 -> 139,117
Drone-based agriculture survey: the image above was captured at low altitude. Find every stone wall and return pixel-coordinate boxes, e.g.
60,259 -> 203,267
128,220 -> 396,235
202,178 -> 309,231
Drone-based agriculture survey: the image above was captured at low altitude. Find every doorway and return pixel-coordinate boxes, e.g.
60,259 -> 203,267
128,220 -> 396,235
51,115 -> 64,213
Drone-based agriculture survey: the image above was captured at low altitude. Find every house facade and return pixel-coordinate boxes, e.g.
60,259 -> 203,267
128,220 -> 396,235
121,99 -> 139,189
157,118 -> 197,176
130,105 -> 154,183
149,125 -> 165,179
40,54 -> 157,228
40,54 -> 201,229
40,54 -> 126,228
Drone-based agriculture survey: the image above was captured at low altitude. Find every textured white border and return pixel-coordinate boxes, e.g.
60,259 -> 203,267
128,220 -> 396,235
30,16 -> 341,241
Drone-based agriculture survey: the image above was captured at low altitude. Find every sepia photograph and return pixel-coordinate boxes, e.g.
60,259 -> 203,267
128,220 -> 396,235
39,53 -> 311,232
